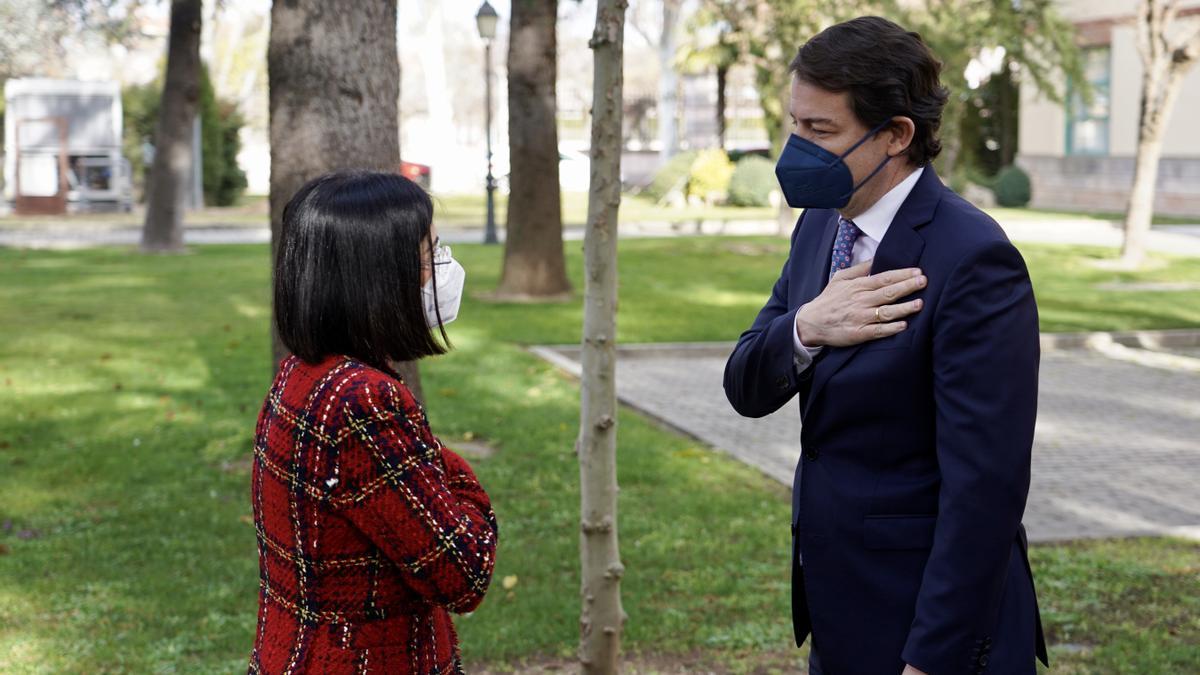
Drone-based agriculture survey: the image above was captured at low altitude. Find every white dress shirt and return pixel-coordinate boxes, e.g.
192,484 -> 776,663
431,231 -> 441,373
792,166 -> 925,371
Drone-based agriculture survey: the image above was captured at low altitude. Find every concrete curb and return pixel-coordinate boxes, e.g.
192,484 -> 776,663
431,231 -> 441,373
1039,328 -> 1200,350
531,329 -> 1200,366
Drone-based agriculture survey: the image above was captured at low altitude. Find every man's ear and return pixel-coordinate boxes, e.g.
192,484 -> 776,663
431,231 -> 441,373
886,116 -> 917,158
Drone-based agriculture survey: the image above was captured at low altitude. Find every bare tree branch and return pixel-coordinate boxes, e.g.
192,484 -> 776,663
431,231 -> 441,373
1172,20 -> 1200,65
1136,0 -> 1154,72
1163,0 -> 1183,29
625,0 -> 656,47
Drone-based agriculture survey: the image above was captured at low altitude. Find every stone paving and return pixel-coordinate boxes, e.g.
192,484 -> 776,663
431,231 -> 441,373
534,342 -> 1200,543
3,218 -> 1200,256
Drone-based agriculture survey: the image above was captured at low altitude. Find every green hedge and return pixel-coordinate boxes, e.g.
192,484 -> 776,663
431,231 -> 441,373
122,64 -> 247,206
687,149 -> 735,203
728,156 -> 777,207
642,150 -> 699,203
993,165 -> 1031,208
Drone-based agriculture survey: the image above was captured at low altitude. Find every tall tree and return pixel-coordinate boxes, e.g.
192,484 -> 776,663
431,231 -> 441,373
268,0 -> 421,396
657,0 -> 682,160
1121,0 -> 1200,267
140,0 -> 201,253
903,0 -> 1084,183
686,0 -> 1084,184
628,0 -> 683,156
497,0 -> 573,300
578,1 -> 628,671
679,6 -> 739,149
0,1 -> 69,82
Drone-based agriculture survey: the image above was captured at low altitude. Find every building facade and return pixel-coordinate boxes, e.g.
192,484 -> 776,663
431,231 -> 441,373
1018,0 -> 1200,217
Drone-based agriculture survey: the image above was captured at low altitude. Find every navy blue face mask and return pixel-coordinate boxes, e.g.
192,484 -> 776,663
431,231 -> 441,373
775,119 -> 895,209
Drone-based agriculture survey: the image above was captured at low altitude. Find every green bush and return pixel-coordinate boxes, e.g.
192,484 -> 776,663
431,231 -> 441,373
728,156 -> 777,207
687,149 -> 735,203
993,165 -> 1031,208
122,63 -> 247,206
642,150 -> 698,203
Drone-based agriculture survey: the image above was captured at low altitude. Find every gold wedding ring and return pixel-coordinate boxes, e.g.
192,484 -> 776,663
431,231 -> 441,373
875,307 -> 883,323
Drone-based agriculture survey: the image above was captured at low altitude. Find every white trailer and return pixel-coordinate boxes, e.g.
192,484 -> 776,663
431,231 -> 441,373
3,79 -> 132,214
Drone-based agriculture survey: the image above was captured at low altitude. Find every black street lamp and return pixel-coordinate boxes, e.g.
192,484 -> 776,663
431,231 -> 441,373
476,1 -> 499,245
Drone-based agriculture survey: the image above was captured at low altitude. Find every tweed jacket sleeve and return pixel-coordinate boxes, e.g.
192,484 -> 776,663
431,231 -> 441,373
330,374 -> 498,614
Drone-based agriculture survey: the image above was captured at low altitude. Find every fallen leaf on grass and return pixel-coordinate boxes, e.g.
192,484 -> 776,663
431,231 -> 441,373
502,575 -> 518,590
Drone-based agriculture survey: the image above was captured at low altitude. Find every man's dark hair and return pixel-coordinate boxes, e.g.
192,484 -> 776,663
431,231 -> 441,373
789,16 -> 950,166
274,170 -> 447,372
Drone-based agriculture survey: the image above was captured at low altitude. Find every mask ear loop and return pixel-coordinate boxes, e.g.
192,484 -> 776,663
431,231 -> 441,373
836,117 -> 899,202
836,118 -> 896,161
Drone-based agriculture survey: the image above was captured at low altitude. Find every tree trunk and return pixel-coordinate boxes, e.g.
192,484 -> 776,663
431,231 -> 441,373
1122,54 -> 1164,267
657,0 -> 680,162
579,1 -> 628,672
716,62 -> 728,150
267,0 -> 421,398
775,89 -> 794,236
497,0 -> 572,300
1122,0 -> 1197,267
140,0 -> 202,253
416,0 -> 455,194
938,96 -> 964,185
1121,65 -> 1185,267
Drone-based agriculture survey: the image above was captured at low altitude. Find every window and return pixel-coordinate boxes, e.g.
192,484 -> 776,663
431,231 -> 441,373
1066,47 -> 1111,155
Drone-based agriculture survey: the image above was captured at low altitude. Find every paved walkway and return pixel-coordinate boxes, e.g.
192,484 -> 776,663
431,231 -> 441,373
534,337 -> 1200,543
2,217 -> 1200,256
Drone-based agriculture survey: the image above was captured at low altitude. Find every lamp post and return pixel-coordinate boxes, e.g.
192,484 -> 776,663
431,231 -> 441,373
476,1 -> 499,245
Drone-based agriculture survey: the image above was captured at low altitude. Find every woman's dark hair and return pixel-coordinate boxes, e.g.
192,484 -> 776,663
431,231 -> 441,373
789,16 -> 950,166
274,170 -> 447,371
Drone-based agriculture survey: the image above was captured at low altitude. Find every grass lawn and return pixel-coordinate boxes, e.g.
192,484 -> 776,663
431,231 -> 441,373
985,206 -> 1198,226
2,193 -> 1194,232
431,191 -> 779,228
0,238 -> 1198,673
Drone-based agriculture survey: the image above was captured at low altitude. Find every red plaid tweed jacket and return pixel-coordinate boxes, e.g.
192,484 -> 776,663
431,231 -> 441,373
247,355 -> 497,674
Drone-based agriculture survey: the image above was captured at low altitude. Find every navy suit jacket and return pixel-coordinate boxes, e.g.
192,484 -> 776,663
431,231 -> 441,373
724,166 -> 1048,675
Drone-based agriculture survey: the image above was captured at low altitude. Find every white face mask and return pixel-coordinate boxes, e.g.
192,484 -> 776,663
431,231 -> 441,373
422,257 -> 465,327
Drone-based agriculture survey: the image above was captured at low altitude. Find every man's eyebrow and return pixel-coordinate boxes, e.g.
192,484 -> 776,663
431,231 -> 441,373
799,116 -> 838,126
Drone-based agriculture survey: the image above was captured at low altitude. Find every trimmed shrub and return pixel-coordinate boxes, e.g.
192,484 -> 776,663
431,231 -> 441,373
122,63 -> 247,206
642,150 -> 698,203
993,165 -> 1031,208
728,156 -> 777,207
687,148 -> 735,203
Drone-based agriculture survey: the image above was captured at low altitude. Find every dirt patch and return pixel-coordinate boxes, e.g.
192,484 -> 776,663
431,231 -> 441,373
470,650 -> 806,675
453,439 -> 499,460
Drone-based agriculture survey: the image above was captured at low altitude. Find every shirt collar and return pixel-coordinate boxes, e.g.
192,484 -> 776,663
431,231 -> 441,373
846,165 -> 925,243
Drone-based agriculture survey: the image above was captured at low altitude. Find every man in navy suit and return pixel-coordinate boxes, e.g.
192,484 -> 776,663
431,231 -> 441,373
724,17 -> 1048,675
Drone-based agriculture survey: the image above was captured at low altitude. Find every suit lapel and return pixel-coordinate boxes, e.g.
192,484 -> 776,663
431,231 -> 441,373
795,212 -> 840,305
803,166 -> 942,418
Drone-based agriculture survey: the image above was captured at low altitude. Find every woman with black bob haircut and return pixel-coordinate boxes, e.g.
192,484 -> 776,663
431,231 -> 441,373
275,170 -> 453,368
248,171 -> 498,674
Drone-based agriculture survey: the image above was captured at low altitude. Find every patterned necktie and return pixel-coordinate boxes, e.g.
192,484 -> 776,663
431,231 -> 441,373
829,217 -> 862,282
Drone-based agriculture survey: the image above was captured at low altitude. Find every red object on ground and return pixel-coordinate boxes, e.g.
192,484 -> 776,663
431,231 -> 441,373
399,161 -> 432,190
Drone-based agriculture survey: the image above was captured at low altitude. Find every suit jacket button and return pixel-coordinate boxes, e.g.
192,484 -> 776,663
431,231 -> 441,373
775,375 -> 789,390
804,448 -> 818,461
